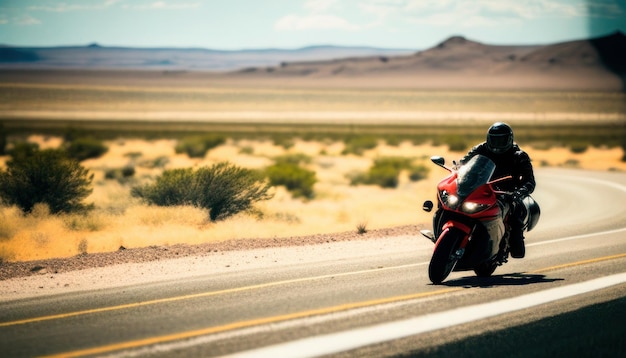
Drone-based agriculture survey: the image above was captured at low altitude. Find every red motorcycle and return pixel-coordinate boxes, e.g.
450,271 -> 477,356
421,155 -> 539,284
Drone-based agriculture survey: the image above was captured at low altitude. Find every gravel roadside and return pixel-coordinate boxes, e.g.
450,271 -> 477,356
0,225 -> 425,302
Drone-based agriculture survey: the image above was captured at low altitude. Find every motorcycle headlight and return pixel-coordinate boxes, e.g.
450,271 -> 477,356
440,190 -> 459,208
461,201 -> 490,214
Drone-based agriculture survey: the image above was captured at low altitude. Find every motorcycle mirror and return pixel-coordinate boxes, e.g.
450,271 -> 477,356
430,156 -> 451,171
431,156 -> 445,166
422,200 -> 434,212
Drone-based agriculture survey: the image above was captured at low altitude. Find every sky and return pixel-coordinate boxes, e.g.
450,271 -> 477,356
0,0 -> 625,50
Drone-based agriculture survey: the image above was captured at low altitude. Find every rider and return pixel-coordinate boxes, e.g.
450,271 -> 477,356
459,122 -> 536,258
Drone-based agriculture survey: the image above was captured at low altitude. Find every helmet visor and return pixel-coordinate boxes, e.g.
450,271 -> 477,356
487,133 -> 512,153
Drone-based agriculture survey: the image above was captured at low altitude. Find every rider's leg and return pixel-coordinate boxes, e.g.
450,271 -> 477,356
509,201 -> 526,258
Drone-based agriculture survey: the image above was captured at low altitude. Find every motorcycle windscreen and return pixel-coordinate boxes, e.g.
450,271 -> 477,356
456,155 -> 496,198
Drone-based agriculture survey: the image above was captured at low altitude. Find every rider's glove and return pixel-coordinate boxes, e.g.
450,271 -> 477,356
513,187 -> 529,202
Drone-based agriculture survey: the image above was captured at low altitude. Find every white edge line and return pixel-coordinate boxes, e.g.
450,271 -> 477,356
226,272 -> 626,358
528,227 -> 626,247
115,170 -> 626,356
529,172 -> 626,247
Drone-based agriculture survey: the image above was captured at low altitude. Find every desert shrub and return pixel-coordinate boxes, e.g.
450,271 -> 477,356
131,162 -> 272,221
356,220 -> 368,234
104,169 -> 117,180
63,212 -> 105,232
350,157 -> 428,188
616,132 -> 626,162
350,159 -> 402,188
65,137 -> 108,161
569,142 -> 588,154
0,206 -> 22,239
30,202 -> 51,218
274,153 -> 313,165
530,142 -> 556,151
78,239 -> 88,255
104,165 -> 136,182
375,157 -> 413,170
139,156 -> 169,169
364,163 -> 401,188
121,165 -> 136,178
175,134 -> 226,158
124,151 -> 143,159
0,149 -> 93,214
408,164 -> 430,181
0,122 -> 6,155
272,135 -> 295,149
385,136 -> 401,147
445,135 -> 469,152
342,135 -> 379,155
7,142 -> 39,161
63,127 -> 89,142
431,134 -> 467,150
239,146 -> 254,155
265,162 -> 316,199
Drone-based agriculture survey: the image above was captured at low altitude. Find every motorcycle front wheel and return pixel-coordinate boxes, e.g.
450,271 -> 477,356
428,228 -> 464,284
473,260 -> 498,277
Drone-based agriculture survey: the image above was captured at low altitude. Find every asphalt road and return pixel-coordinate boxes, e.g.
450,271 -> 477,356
1,168 -> 626,358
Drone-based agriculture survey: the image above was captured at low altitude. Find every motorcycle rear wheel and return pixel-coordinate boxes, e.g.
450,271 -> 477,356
428,228 -> 463,284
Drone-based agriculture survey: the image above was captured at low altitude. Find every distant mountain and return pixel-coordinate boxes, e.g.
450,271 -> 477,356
0,44 -> 415,71
239,32 -> 625,75
230,31 -> 625,90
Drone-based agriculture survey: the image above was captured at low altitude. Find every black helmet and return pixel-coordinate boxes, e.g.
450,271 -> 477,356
486,122 -> 513,154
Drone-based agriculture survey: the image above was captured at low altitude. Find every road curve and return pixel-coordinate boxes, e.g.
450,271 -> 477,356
1,168 -> 625,357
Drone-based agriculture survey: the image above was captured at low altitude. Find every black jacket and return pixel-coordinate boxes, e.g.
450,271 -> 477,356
460,142 -> 535,194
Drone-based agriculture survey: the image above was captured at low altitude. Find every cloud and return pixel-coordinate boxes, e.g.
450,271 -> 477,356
27,0 -> 122,12
275,0 -> 361,31
14,14 -> 41,25
122,1 -> 202,10
586,0 -> 625,18
275,14 -> 360,31
304,0 -> 339,13
25,0 -> 201,12
360,0 -> 590,27
0,7 -> 41,25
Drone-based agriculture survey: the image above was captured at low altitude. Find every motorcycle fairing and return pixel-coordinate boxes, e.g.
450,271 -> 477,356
433,155 -> 508,271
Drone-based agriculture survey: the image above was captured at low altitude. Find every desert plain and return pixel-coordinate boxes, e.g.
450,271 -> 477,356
0,63 -> 625,264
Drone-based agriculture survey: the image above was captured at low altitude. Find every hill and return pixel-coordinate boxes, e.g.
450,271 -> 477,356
229,32 -> 625,91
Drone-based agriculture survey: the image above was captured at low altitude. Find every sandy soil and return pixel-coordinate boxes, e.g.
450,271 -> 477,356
2,110 -> 623,125
1,65 -> 622,91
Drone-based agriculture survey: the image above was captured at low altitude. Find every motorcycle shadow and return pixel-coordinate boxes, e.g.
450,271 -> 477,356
441,272 -> 563,288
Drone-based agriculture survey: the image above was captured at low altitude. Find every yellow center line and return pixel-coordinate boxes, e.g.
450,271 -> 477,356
529,252 -> 626,274
0,263 -> 421,328
40,287 -> 462,358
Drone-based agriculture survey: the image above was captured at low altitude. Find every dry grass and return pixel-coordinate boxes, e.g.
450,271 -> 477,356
0,135 -> 624,262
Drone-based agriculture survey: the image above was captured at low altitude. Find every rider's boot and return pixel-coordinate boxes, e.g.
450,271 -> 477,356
508,199 -> 526,259
509,230 -> 525,258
